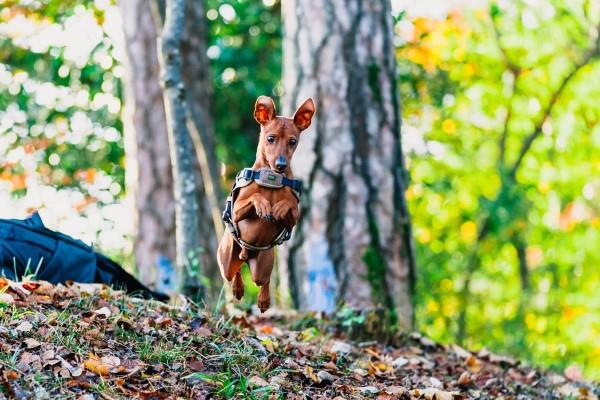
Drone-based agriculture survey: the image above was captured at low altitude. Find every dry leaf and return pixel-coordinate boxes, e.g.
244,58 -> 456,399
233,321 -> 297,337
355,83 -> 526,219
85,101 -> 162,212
100,355 -> 120,368
84,355 -> 110,376
415,388 -> 455,400
58,357 -> 83,377
564,365 -> 583,382
358,386 -> 379,395
317,370 -> 335,383
16,321 -> 33,333
465,355 -> 482,373
451,344 -> 471,359
249,375 -> 269,387
331,340 -> 352,355
0,292 -> 14,304
457,371 -> 472,386
94,307 -> 111,319
24,338 -> 41,349
22,281 -> 40,291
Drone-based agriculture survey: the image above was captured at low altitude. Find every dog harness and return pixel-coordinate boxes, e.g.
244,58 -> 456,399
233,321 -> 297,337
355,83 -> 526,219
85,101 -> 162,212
222,168 -> 303,252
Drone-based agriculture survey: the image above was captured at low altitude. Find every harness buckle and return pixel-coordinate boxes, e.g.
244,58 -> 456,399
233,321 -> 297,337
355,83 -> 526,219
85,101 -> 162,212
242,168 -> 254,181
254,168 -> 284,189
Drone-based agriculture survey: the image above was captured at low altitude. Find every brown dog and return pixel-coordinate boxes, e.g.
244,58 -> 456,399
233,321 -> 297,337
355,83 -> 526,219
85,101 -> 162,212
217,96 -> 315,312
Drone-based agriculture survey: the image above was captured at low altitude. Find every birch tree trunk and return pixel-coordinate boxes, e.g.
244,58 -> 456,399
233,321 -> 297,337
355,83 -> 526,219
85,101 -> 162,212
119,0 -> 176,289
281,0 -> 416,327
158,0 -> 205,297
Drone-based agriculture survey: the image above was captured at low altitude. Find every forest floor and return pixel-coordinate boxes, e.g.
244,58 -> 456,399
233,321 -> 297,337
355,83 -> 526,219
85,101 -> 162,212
0,278 -> 597,400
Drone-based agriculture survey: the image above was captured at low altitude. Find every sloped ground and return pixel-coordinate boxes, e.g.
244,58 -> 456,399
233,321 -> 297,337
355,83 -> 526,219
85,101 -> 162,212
0,278 -> 597,400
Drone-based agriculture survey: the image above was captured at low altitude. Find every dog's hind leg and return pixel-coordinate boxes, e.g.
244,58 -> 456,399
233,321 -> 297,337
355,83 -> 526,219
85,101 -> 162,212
248,249 -> 274,312
217,232 -> 243,282
232,272 -> 244,300
239,247 -> 248,261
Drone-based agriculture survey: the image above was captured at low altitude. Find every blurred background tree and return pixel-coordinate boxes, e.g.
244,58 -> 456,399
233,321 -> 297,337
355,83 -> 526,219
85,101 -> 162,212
1,0 -> 598,379
279,0 -> 415,328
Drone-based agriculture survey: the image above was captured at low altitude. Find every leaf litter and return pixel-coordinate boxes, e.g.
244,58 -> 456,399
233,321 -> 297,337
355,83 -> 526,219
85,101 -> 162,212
0,277 -> 598,399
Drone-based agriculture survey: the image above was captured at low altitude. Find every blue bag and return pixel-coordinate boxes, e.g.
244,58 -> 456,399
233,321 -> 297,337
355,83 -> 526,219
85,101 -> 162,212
0,212 -> 168,301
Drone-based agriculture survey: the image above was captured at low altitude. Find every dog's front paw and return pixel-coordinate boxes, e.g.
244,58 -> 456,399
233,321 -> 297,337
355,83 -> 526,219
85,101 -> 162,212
272,200 -> 299,229
272,200 -> 293,220
252,195 -> 272,220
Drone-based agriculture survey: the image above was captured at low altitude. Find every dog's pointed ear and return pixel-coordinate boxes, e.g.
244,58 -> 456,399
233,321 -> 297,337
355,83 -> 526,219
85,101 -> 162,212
293,98 -> 316,131
254,96 -> 277,125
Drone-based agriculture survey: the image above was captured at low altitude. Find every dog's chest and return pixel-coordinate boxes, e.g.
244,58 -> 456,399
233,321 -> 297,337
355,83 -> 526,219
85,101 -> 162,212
239,183 -> 295,205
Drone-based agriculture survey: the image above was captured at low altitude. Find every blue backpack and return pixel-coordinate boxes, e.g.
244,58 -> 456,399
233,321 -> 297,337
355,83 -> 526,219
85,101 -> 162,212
0,212 -> 167,301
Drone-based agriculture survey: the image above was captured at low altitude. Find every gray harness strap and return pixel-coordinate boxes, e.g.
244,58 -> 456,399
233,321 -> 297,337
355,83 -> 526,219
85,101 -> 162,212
222,168 -> 302,252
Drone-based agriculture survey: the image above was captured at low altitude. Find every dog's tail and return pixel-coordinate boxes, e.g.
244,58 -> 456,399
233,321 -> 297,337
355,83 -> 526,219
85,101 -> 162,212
239,247 -> 248,261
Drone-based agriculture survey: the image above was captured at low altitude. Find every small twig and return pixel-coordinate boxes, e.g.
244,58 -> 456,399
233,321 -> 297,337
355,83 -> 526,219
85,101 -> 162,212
509,24 -> 600,178
498,71 -> 518,166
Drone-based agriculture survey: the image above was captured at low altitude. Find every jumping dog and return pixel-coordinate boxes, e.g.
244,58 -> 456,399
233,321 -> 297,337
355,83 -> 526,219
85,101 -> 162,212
217,95 -> 316,312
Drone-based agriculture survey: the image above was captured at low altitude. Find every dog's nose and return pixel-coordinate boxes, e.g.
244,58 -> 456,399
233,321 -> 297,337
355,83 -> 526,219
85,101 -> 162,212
275,156 -> 287,171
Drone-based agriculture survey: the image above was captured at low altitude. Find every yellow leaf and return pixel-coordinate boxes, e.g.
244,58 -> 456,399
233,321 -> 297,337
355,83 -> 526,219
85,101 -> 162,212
442,119 -> 456,134
84,354 -> 110,376
460,221 -> 477,243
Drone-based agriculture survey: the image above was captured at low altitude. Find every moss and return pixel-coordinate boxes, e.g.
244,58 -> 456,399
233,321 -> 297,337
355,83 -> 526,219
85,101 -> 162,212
367,62 -> 383,105
362,213 -> 397,325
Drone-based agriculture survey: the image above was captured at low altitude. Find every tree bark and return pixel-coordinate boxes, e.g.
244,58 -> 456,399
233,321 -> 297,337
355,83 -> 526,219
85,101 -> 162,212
119,0 -> 176,290
181,0 -> 224,239
158,0 -> 205,298
281,0 -> 416,327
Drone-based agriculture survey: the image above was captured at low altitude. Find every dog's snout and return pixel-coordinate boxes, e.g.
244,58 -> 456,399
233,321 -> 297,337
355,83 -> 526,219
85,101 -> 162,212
275,156 -> 287,171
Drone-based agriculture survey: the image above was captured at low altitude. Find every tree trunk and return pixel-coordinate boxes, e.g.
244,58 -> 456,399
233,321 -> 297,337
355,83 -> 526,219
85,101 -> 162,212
181,0 -> 224,237
158,0 -> 205,298
281,0 -> 416,327
180,0 -> 224,297
119,0 -> 176,290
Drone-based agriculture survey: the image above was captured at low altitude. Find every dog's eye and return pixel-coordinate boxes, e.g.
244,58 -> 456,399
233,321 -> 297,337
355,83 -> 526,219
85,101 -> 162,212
266,136 -> 275,143
289,139 -> 297,146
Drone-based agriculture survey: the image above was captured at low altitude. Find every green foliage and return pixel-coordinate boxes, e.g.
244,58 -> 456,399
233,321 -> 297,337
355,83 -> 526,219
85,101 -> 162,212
207,0 -> 282,179
0,1 -> 124,200
398,0 -> 600,379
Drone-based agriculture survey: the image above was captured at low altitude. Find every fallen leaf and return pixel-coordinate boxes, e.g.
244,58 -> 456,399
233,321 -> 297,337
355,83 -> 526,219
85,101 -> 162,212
317,370 -> 335,383
564,365 -> 583,382
94,307 -> 111,319
16,321 -> 33,333
22,281 -> 40,291
457,371 -> 472,386
392,356 -> 409,369
414,388 -> 455,400
304,365 -> 321,383
248,375 -> 269,387
59,357 -> 83,377
331,340 -> 352,355
188,359 -> 204,372
100,355 -> 120,368
382,386 -> 408,396
428,376 -> 443,388
465,355 -> 482,373
24,338 -> 41,349
84,355 -> 110,376
0,292 -> 14,304
358,386 -> 379,395
451,344 -> 471,359
323,361 -> 338,371
195,327 -> 212,337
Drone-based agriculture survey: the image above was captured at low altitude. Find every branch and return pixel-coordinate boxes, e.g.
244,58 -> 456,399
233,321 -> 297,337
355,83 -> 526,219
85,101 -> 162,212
491,12 -> 520,167
498,72 -> 517,166
509,27 -> 600,178
491,13 -> 520,74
